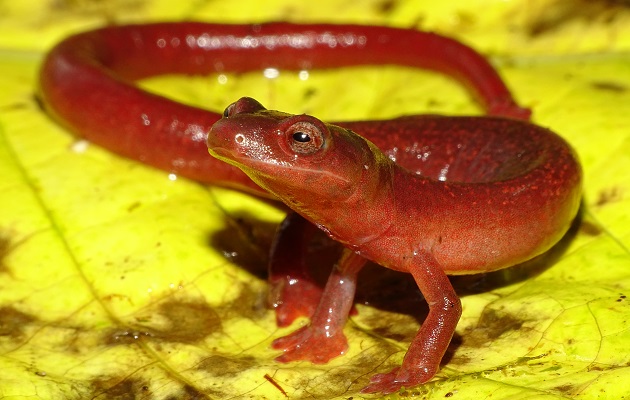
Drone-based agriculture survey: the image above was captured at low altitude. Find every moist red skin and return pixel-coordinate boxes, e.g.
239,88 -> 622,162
39,22 -> 530,192
38,23 -> 582,394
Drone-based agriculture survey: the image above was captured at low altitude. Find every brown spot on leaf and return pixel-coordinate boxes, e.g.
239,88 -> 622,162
478,309 -> 524,340
127,201 -> 141,212
0,234 -> 11,275
553,384 -> 576,394
223,280 -> 269,321
595,187 -> 623,207
179,384 -> 208,400
0,307 -> 35,340
376,0 -> 398,14
580,220 -> 602,236
100,379 -> 134,399
0,229 -> 27,277
106,300 -> 221,345
107,329 -> 155,345
591,81 -> 628,93
93,377 -> 211,400
91,377 -> 151,400
154,300 -> 222,343
526,0 -> 629,36
303,87 -> 317,100
197,354 -> 257,376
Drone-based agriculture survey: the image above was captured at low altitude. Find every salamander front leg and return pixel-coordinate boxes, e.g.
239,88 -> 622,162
362,250 -> 462,394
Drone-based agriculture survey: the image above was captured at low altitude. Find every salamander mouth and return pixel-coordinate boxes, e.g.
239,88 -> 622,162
207,146 -> 235,162
207,145 -> 259,171
208,143 -> 355,193
207,145 -> 230,157
208,144 -> 278,172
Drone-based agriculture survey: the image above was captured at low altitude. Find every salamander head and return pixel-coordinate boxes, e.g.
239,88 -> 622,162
208,97 -> 389,210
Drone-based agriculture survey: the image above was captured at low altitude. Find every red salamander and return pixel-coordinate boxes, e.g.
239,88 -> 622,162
39,22 -> 581,394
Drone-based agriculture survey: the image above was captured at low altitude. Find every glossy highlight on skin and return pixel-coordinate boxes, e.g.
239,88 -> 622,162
39,22 -> 581,394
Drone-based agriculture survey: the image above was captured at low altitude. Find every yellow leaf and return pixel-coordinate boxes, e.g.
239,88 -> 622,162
1,0 -> 630,399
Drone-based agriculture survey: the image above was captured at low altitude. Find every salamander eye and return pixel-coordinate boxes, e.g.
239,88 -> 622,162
292,131 -> 311,143
287,121 -> 325,155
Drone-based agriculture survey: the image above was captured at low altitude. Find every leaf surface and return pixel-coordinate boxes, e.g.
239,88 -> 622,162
1,1 -> 629,399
